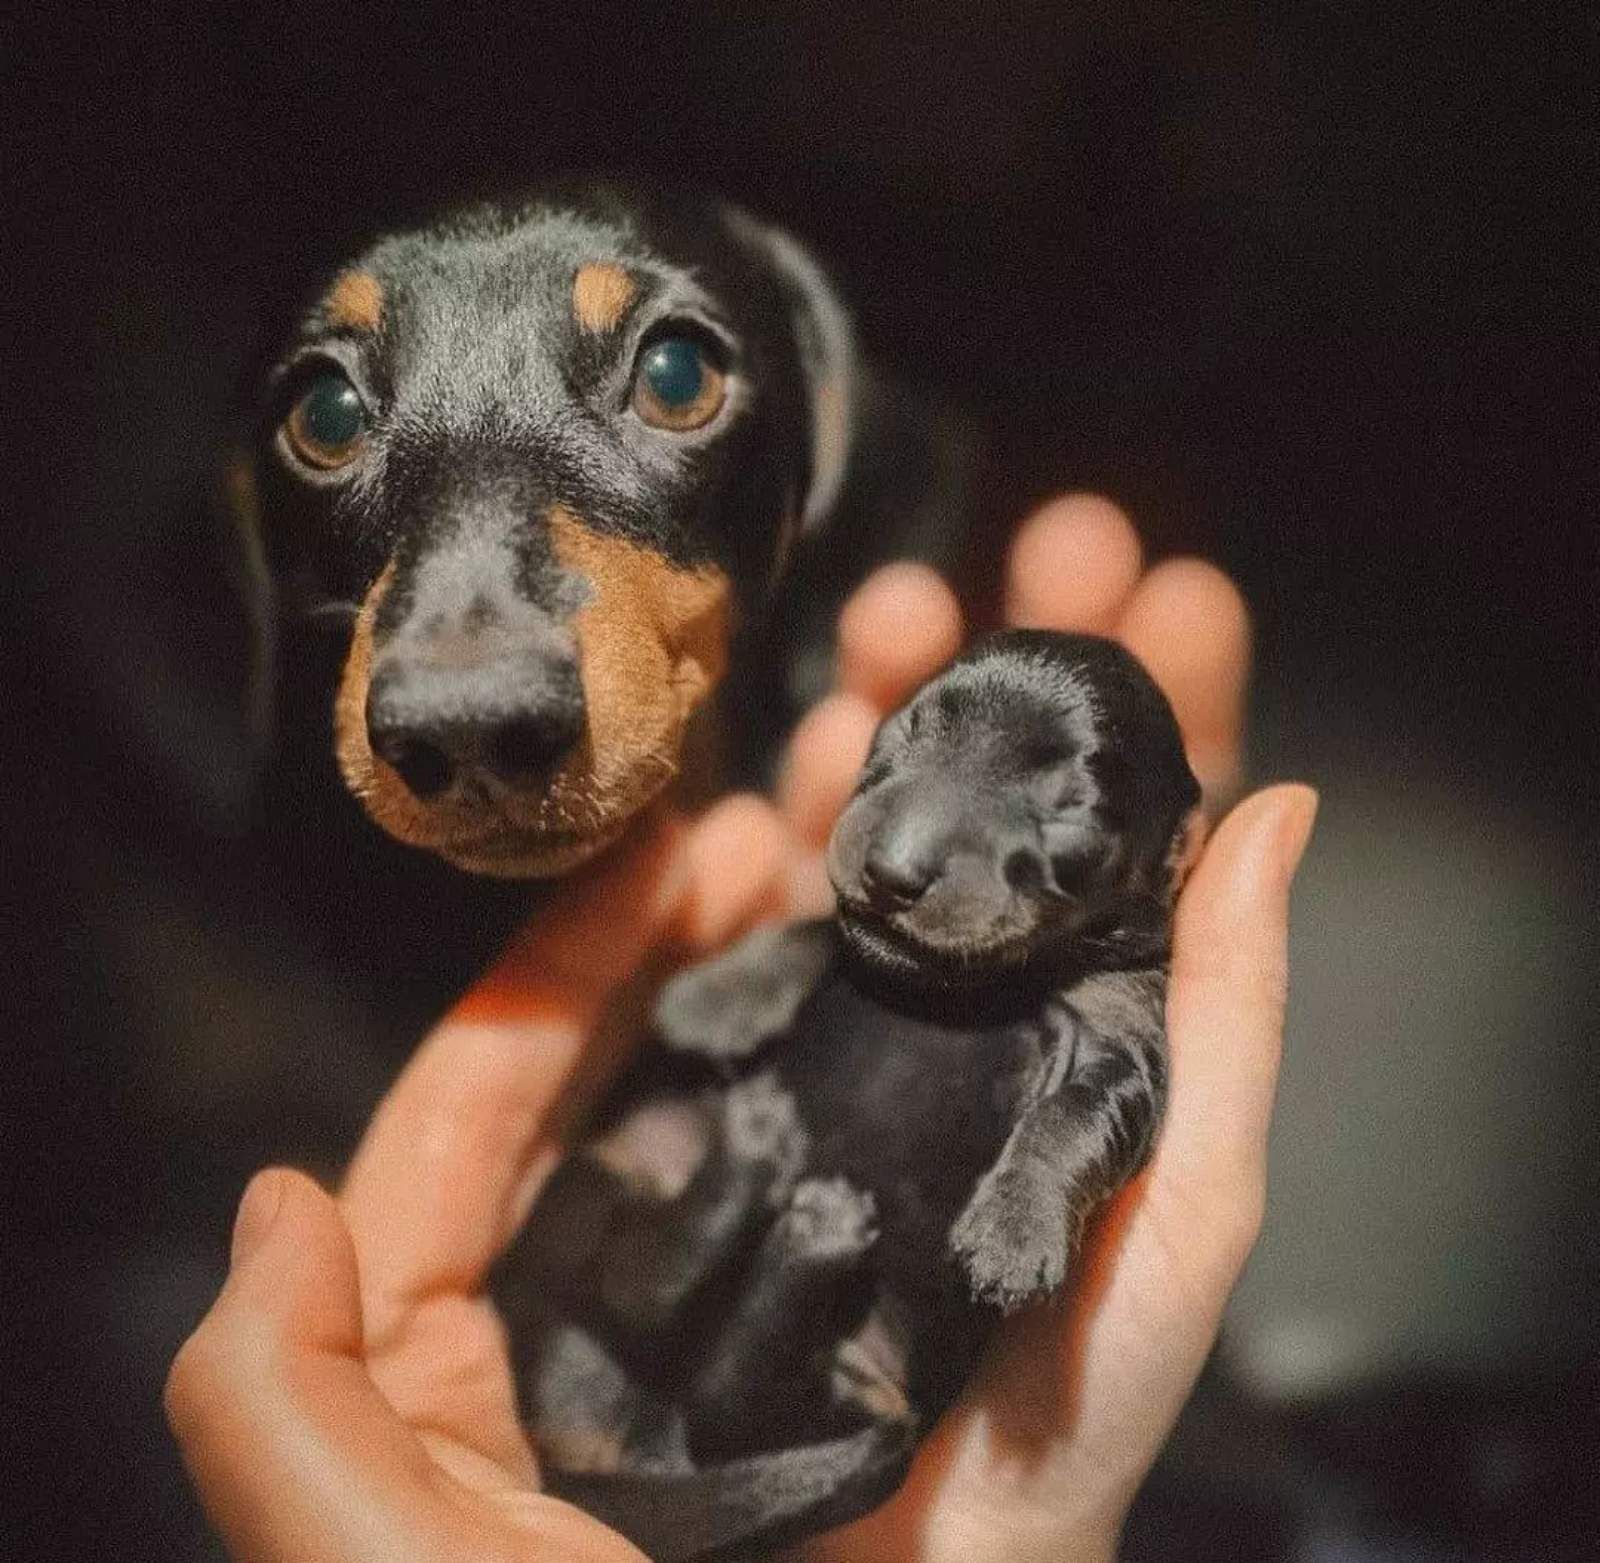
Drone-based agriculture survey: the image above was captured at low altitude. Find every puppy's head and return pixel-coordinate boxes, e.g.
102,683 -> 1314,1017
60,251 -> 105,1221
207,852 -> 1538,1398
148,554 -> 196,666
239,188 -> 852,876
827,631 -> 1202,992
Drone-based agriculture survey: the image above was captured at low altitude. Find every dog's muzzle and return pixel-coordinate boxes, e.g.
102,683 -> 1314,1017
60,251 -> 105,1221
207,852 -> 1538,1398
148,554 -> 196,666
365,639 -> 584,802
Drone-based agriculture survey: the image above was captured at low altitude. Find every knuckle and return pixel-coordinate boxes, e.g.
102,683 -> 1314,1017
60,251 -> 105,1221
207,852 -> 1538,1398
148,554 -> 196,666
164,1296 -> 284,1445
163,1318 -> 224,1437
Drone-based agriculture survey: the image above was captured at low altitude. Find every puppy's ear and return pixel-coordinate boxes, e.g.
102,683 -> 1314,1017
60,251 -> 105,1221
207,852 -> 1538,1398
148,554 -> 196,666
723,209 -> 856,534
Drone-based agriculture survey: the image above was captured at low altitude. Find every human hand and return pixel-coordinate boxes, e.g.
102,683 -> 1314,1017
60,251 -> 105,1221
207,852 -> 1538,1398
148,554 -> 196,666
165,493 -> 1309,1563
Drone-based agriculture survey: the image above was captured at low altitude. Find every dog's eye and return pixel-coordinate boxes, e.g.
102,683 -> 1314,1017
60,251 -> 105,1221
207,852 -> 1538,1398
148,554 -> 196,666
285,370 -> 369,470
632,335 -> 726,431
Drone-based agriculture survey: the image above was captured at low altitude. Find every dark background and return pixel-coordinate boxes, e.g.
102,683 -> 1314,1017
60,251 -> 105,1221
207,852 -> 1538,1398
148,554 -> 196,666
8,5 -> 1597,1560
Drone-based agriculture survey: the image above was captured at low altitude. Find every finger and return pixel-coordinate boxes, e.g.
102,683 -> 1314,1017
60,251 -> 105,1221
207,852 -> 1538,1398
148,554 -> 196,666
165,1170 -> 449,1562
785,851 -> 839,921
835,561 -> 964,712
169,1177 -> 646,1563
1003,492 -> 1144,632
676,792 -> 797,952
777,691 -> 882,848
341,817 -> 690,1337
456,811 -> 692,1021
1157,784 -> 1317,1239
342,1013 -> 600,1340
1115,558 -> 1251,801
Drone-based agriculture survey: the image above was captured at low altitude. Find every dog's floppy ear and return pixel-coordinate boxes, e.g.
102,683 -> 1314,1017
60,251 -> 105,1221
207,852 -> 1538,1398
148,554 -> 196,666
723,209 -> 856,534
217,445 -> 278,756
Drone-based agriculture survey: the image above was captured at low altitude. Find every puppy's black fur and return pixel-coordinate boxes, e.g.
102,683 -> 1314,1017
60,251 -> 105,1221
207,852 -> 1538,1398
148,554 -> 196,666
237,184 -> 973,881
494,631 -> 1202,1560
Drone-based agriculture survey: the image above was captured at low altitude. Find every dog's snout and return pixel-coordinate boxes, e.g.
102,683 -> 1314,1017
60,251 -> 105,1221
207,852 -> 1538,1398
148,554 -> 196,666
366,649 -> 584,801
485,708 -> 582,782
370,715 -> 455,799
1002,846 -> 1047,894
861,813 -> 944,910
861,844 -> 935,911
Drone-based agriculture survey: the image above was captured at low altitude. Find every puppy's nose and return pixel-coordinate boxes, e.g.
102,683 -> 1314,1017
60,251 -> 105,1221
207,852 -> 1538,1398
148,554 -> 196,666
861,836 -> 939,910
366,651 -> 584,800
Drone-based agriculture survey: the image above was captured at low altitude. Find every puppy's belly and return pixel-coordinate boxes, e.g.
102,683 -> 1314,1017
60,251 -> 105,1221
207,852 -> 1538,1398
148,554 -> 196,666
773,973 -> 1035,1295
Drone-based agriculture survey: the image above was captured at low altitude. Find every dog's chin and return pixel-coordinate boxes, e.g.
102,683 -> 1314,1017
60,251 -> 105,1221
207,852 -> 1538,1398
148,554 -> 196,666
835,900 -> 1045,993
352,740 -> 682,879
437,821 -> 628,879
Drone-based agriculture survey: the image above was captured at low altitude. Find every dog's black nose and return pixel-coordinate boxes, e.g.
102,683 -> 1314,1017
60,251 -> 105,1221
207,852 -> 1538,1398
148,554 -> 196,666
366,652 -> 585,800
861,837 -> 938,910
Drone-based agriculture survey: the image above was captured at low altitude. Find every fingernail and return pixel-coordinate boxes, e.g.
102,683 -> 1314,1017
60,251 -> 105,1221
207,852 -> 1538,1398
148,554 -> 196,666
231,1170 -> 285,1268
1272,784 -> 1319,881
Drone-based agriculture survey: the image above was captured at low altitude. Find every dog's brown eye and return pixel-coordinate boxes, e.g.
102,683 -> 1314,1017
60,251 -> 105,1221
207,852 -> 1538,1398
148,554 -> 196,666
285,370 -> 369,470
632,335 -> 726,431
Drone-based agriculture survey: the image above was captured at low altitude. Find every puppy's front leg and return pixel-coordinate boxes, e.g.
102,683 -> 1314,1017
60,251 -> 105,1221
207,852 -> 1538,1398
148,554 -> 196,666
653,920 -> 835,1065
950,969 -> 1168,1312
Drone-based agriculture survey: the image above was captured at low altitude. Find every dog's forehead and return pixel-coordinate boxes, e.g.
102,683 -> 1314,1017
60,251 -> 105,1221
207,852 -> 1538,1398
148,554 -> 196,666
926,653 -> 1101,755
368,209 -> 624,315
345,207 -> 719,395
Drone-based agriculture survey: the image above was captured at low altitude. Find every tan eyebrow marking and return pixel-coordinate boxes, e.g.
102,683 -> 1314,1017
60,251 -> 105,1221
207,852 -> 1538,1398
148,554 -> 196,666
326,271 -> 384,333
571,262 -> 637,334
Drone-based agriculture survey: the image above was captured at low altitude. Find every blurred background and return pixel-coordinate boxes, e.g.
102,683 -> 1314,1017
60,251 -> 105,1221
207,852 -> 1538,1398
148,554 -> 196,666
7,5 -> 1596,1559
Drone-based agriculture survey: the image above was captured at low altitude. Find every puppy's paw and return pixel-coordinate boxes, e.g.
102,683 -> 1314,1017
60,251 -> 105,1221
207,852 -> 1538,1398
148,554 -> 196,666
949,1172 -> 1071,1312
722,1073 -> 808,1195
655,960 -> 766,1060
654,924 -> 831,1061
781,1176 -> 879,1263
532,1324 -> 638,1475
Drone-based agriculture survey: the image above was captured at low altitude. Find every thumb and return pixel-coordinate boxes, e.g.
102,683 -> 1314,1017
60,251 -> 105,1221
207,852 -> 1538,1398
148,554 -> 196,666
221,1166 -> 364,1352
452,807 -> 691,1028
1156,783 -> 1318,1246
165,1170 -> 435,1563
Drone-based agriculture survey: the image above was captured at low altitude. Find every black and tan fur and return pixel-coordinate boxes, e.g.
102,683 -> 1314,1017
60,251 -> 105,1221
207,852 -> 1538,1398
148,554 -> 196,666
493,631 -> 1202,1560
236,185 -> 974,879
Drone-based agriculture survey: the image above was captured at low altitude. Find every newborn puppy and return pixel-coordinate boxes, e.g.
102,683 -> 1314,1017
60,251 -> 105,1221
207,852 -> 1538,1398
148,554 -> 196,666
493,630 -> 1201,1560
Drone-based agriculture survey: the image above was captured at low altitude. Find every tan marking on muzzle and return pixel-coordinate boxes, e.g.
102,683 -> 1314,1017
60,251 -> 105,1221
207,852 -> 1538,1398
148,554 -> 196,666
571,262 -> 636,334
329,514 -> 732,881
326,270 -> 384,333
541,504 -> 731,829
333,559 -> 428,840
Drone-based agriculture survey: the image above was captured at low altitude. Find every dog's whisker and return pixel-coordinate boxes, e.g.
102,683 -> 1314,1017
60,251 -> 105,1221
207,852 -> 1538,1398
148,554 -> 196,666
301,600 -> 360,625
